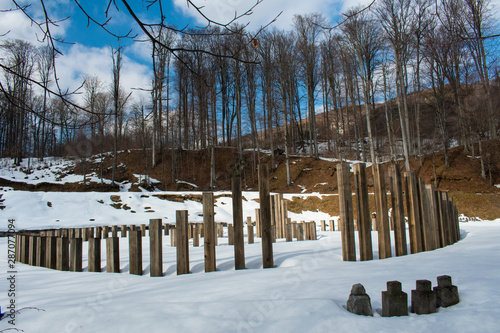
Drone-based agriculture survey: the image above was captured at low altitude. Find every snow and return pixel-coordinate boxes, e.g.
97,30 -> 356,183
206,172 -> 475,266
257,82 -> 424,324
1,211 -> 500,332
1,187 -> 500,332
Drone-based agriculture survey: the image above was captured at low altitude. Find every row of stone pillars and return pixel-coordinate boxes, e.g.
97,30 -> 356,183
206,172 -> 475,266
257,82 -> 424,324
14,165 -> 319,276
338,162 -> 461,261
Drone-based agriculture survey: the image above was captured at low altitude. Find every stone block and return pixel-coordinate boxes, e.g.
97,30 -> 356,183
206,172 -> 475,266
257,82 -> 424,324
346,283 -> 373,316
411,280 -> 437,314
434,275 -> 459,308
382,281 -> 408,317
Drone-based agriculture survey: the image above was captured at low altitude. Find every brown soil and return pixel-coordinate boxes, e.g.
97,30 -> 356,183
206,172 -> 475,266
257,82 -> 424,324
3,140 -> 500,220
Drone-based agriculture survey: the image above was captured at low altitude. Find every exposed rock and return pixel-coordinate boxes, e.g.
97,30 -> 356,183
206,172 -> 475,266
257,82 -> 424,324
346,283 -> 373,316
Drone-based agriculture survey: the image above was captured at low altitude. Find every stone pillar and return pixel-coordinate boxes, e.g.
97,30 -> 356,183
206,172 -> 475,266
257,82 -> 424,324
70,237 -> 83,272
176,210 -> 190,275
128,229 -> 142,275
88,237 -> 101,272
337,162 -> 356,261
203,192 -> 216,272
433,275 -> 459,308
411,280 -> 437,314
346,284 -> 373,316
106,237 -> 120,273
149,219 -> 163,277
382,281 -> 408,317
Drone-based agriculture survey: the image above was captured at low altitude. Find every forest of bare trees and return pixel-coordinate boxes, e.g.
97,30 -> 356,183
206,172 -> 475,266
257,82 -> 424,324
1,0 -> 499,181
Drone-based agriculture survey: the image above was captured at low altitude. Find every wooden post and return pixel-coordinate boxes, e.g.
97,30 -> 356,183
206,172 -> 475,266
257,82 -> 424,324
404,172 -> 423,253
259,164 -> 274,268
228,224 -> 234,245
255,208 -> 261,238
170,228 -> 176,247
56,237 -> 69,271
193,224 -> 200,247
128,229 -> 142,275
164,223 -> 170,236
36,236 -> 47,267
438,192 -> 450,246
106,237 -> 120,273
102,226 -> 109,239
373,164 -> 392,259
320,220 -> 326,231
176,210 -> 190,275
304,222 -> 311,240
149,219 -> 163,277
29,236 -> 37,266
46,236 -> 57,269
88,237 -> 101,272
434,191 -> 444,248
95,227 -> 102,239
285,218 -> 292,242
121,225 -> 128,238
425,184 -> 440,251
232,176 -> 245,270
353,163 -> 374,261
388,164 -> 407,256
140,224 -> 146,237
329,220 -> 335,231
337,162 -> 356,261
70,237 -> 83,272
203,192 -> 216,272
311,222 -> 317,240
297,223 -> 304,241
446,196 -> 456,244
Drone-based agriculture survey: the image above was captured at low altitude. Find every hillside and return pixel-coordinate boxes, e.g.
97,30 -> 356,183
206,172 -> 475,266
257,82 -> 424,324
1,140 -> 500,220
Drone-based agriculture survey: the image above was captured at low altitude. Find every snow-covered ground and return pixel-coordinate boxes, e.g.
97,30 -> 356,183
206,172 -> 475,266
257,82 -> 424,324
1,187 -> 499,332
1,218 -> 499,332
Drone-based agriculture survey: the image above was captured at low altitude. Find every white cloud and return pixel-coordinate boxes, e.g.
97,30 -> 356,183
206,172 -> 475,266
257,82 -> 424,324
0,0 -> 69,45
173,0 -> 343,30
55,44 -> 151,105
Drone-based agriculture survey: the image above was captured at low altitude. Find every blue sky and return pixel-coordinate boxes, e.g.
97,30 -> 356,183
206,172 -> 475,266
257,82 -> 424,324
3,0 -> 498,105
1,0 -> 367,103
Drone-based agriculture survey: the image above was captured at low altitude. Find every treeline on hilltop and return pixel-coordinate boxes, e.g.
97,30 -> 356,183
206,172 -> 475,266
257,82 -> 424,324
1,0 -> 499,186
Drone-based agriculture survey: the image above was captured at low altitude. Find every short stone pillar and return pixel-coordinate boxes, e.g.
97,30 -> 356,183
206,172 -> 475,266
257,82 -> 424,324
382,281 -> 408,317
346,283 -> 373,316
433,275 -> 459,308
411,280 -> 437,314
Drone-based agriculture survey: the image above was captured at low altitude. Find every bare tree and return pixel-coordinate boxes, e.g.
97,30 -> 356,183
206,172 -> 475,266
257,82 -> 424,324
294,13 -> 325,159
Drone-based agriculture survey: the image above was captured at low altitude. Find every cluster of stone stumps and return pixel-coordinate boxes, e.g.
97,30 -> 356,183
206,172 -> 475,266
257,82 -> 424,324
346,276 -> 459,317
